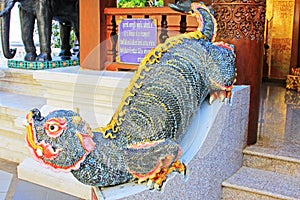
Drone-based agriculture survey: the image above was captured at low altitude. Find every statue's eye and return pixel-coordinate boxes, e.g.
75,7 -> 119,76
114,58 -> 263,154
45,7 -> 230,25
44,118 -> 67,138
49,124 -> 59,132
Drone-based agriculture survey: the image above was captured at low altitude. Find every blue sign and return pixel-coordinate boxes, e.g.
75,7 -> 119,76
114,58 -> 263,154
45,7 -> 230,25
118,19 -> 157,64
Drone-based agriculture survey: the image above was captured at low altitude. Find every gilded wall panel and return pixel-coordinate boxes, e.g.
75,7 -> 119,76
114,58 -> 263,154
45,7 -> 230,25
265,0 -> 295,79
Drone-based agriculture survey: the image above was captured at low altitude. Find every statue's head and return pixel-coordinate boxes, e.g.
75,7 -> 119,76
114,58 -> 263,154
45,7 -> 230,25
25,109 -> 95,172
205,42 -> 237,92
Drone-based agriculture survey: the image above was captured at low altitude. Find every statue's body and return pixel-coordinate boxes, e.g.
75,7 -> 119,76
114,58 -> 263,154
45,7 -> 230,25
0,0 -> 79,61
25,2 -> 236,189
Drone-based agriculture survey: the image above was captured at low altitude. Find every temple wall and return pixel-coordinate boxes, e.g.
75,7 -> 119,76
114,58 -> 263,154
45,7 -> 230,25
265,0 -> 295,79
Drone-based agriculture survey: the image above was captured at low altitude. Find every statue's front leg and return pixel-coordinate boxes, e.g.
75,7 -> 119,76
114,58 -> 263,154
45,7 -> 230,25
36,0 -> 52,61
123,139 -> 186,190
73,17 -> 80,58
19,7 -> 37,61
58,22 -> 72,60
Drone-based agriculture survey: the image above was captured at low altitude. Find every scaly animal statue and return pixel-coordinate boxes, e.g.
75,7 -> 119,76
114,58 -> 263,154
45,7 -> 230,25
25,2 -> 236,189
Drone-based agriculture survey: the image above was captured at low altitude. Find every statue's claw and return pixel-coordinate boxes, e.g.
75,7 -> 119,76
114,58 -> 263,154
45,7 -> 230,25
225,90 -> 233,105
125,140 -> 185,190
137,160 -> 186,190
218,91 -> 226,102
226,90 -> 232,99
209,90 -> 232,104
209,91 -> 218,104
147,180 -> 153,188
171,160 -> 186,174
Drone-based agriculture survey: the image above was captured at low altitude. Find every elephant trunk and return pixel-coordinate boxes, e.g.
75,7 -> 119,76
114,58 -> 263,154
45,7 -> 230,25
0,0 -> 16,59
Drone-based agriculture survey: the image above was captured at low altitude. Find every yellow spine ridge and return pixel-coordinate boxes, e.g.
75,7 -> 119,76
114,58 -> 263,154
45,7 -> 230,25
102,132 -> 117,139
134,82 -> 143,89
92,119 -> 118,139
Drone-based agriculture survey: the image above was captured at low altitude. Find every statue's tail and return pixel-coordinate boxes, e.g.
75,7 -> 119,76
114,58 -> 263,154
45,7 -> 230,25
191,2 -> 217,42
168,1 -> 217,42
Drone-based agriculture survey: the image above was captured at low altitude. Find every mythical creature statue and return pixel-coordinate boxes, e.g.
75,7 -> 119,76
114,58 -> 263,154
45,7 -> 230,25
0,0 -> 79,61
25,2 -> 236,189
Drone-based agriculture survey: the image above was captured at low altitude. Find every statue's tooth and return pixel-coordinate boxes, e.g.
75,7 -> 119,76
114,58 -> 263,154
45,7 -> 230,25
23,118 -> 29,126
209,92 -> 218,104
219,91 -> 226,102
36,148 -> 43,157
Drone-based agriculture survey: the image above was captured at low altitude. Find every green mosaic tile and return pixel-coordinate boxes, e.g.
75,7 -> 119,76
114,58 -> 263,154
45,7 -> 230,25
7,58 -> 80,70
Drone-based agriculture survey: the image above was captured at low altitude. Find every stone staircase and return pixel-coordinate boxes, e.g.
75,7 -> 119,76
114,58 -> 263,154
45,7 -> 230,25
0,68 -> 46,163
0,67 -> 45,97
222,92 -> 300,200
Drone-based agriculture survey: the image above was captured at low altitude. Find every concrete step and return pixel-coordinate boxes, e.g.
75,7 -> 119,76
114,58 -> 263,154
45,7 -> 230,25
1,66 -> 133,128
0,91 -> 46,163
243,143 -> 300,178
222,167 -> 300,200
0,132 -> 29,163
223,87 -> 300,199
0,91 -> 45,117
0,67 -> 45,97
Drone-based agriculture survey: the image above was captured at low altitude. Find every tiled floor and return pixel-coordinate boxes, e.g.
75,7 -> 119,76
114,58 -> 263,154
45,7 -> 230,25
0,170 -> 13,200
256,82 -> 300,159
0,81 -> 299,200
0,159 -> 18,200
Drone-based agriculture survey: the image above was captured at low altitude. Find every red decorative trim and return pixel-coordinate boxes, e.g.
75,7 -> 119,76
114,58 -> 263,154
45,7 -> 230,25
128,139 -> 165,149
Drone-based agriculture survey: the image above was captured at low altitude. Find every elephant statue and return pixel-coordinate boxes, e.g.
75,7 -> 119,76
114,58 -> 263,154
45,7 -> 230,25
0,0 -> 79,61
